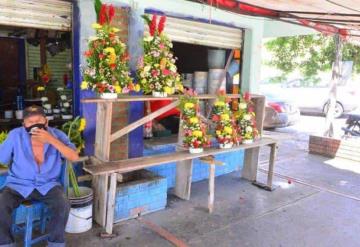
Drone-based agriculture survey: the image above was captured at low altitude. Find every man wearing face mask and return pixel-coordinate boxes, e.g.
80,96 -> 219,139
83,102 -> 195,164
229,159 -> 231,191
0,105 -> 79,247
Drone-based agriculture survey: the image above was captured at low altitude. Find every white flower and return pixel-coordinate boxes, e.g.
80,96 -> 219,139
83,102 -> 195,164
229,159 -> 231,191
144,66 -> 151,72
239,103 -> 247,109
243,114 -> 251,121
63,102 -> 70,108
41,97 -> 48,102
89,36 -> 99,41
246,126 -> 253,132
144,35 -> 153,42
57,87 -> 64,91
60,95 -> 67,100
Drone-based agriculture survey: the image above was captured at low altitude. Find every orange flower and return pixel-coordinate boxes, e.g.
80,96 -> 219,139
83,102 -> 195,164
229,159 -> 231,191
84,50 -> 93,57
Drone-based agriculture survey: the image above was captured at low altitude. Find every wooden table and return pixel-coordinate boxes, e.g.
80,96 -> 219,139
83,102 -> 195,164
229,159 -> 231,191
81,94 -> 269,235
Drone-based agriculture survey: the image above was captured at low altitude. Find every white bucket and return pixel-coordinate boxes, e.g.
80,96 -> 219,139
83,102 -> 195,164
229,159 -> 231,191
65,187 -> 93,234
65,204 -> 93,234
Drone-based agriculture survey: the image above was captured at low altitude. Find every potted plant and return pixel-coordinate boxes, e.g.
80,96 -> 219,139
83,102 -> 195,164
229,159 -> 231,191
179,89 -> 211,153
236,92 -> 259,144
212,91 -> 241,148
81,1 -> 138,99
137,15 -> 183,97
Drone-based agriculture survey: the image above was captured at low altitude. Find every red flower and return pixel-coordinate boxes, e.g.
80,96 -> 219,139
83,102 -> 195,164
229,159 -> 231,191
212,115 -> 220,122
218,89 -> 226,95
121,52 -> 130,61
149,15 -> 157,36
248,106 -> 254,113
99,53 -> 105,59
162,69 -> 171,76
151,69 -> 159,77
110,64 -> 116,70
244,92 -> 251,102
99,4 -> 107,25
108,5 -> 115,24
84,50 -> 93,57
158,16 -> 166,34
109,33 -> 115,39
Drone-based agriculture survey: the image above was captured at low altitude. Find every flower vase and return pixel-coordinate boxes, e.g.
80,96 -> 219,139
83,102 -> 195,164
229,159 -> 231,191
152,91 -> 168,98
242,139 -> 253,144
189,147 -> 203,154
100,93 -> 118,99
219,142 -> 233,149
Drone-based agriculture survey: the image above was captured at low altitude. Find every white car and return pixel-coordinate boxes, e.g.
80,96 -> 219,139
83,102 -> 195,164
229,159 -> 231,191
260,79 -> 359,118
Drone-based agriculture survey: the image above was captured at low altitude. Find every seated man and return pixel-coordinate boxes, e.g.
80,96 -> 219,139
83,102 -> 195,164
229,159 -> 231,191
0,105 -> 79,247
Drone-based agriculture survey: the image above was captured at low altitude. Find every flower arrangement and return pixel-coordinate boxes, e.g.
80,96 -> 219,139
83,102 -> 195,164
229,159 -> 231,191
81,1 -> 137,96
38,64 -> 52,85
179,89 -> 210,152
61,117 -> 87,197
137,15 -> 183,96
211,91 -> 241,148
236,92 -> 259,143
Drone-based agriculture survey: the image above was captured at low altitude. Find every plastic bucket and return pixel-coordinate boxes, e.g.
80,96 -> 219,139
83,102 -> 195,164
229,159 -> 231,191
208,49 -> 226,69
65,187 -> 93,234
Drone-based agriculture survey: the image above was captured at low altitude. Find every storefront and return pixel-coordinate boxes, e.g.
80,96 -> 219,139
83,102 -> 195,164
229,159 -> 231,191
0,0 -> 74,131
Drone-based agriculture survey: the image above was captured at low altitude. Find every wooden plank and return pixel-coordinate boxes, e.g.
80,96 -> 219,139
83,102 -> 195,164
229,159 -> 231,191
267,143 -> 277,188
81,94 -> 253,104
174,118 -> 193,200
105,173 -> 117,234
110,100 -> 179,142
242,95 -> 266,181
95,102 -> 113,161
92,174 -> 108,227
84,138 -> 277,175
208,164 -> 215,213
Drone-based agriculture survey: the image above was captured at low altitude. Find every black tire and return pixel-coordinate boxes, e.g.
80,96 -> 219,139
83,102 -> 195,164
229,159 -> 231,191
323,101 -> 344,118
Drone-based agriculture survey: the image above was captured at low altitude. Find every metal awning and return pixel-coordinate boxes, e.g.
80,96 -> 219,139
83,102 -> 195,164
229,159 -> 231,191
194,0 -> 360,41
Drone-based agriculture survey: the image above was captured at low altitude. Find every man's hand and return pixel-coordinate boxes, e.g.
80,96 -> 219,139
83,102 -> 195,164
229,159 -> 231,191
31,128 -> 56,144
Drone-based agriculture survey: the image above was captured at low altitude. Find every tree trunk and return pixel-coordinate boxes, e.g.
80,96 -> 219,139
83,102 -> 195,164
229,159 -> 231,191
324,34 -> 342,137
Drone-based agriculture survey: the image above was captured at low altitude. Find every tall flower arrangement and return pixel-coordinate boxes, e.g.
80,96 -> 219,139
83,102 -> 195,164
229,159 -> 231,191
236,92 -> 259,143
179,89 -> 210,153
137,15 -> 183,96
81,1 -> 137,95
211,91 -> 241,148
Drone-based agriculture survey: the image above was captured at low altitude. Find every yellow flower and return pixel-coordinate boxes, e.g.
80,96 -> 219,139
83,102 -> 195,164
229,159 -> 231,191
176,83 -> 184,92
92,23 -> 102,29
214,101 -> 225,107
189,117 -> 199,124
80,81 -> 88,90
160,58 -> 167,70
115,85 -> 122,93
216,130 -> 221,136
37,86 -> 45,92
224,126 -> 233,135
220,114 -> 229,121
104,47 -> 115,55
109,53 -> 116,64
193,130 -> 203,137
111,27 -> 120,32
164,86 -> 172,94
184,102 -> 194,109
78,118 -> 87,132
134,84 -> 141,92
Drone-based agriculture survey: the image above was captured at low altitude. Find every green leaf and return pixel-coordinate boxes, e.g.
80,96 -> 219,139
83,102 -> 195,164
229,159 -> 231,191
94,0 -> 102,22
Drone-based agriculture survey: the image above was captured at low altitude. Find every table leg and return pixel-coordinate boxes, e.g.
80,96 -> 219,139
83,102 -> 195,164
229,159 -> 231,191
267,144 -> 277,189
208,164 -> 215,213
105,173 -> 117,235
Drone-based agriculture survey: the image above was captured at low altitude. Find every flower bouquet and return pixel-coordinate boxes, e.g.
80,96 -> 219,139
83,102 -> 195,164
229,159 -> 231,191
137,15 -> 183,97
0,131 -> 8,168
179,89 -> 210,153
212,91 -> 241,148
82,1 -> 138,99
236,92 -> 259,144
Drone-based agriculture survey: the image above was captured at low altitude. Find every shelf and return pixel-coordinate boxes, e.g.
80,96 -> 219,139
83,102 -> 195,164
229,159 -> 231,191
81,94 -> 264,104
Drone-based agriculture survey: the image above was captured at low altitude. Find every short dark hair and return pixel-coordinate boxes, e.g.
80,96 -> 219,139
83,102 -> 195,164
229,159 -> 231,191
23,105 -> 46,119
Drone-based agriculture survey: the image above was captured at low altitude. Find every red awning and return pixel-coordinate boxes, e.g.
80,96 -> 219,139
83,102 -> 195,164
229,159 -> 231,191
196,0 -> 360,41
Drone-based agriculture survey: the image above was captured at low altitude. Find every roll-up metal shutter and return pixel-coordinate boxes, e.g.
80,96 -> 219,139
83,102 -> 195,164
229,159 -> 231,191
0,0 -> 72,31
145,15 -> 242,49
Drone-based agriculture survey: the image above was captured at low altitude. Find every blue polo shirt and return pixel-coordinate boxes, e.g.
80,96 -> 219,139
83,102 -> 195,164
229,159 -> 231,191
0,127 -> 76,198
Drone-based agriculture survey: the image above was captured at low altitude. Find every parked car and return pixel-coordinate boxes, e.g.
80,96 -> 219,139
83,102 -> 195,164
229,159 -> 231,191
263,93 -> 300,129
260,78 -> 359,118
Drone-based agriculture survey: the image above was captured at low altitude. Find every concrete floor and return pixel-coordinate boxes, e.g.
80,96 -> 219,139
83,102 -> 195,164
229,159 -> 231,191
63,116 -> 360,247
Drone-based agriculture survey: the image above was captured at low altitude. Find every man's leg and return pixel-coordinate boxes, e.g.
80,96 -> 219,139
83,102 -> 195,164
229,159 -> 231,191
32,186 -> 70,247
0,187 -> 25,247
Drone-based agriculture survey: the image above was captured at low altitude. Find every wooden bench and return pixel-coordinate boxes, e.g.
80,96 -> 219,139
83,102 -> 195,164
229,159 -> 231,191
83,137 -> 278,234
81,94 -> 271,235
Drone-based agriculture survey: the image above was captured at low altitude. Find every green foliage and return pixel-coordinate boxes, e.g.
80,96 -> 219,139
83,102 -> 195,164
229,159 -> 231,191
0,132 -> 8,168
265,34 -> 360,81
94,0 -> 102,22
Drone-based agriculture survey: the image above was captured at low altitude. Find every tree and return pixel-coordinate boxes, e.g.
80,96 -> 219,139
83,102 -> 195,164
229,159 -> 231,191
265,34 -> 360,83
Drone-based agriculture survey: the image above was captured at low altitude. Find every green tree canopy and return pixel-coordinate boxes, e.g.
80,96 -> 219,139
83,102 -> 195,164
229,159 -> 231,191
265,34 -> 360,83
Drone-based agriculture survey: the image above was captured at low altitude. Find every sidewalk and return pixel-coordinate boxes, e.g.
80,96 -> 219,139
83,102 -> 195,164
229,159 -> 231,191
65,132 -> 360,247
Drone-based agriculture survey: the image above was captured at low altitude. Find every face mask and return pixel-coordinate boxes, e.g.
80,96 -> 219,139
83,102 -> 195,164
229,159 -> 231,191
25,123 -> 47,135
